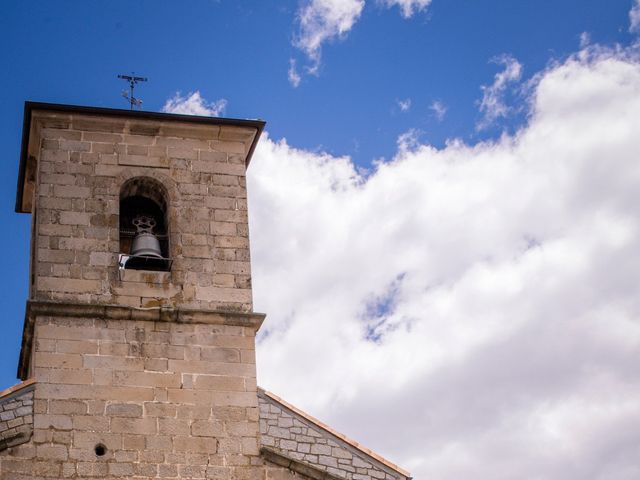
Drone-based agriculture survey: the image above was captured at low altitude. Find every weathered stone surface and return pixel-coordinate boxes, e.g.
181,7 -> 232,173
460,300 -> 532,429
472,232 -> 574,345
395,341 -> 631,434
1,318 -> 262,479
28,111 -> 257,313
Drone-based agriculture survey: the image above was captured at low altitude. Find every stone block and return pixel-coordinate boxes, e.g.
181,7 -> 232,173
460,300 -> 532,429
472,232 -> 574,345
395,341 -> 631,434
105,403 -> 143,418
176,404 -> 212,420
38,277 -> 102,294
55,339 -> 98,355
214,260 -> 251,275
212,140 -> 246,154
214,235 -> 250,249
194,285 -> 252,304
82,131 -> 123,143
33,352 -> 83,369
83,355 -> 144,371
157,418 -> 190,436
53,185 -> 91,198
191,419 -> 224,437
123,134 -> 155,145
98,342 -> 129,356
267,426 -> 291,440
310,444 -> 332,455
211,173 -> 240,186
91,142 -> 116,154
34,413 -> 72,430
42,127 -> 81,140
193,374 -> 245,391
49,400 -> 87,415
48,368 -> 93,385
112,370 -> 181,388
118,153 -> 169,168
173,435 -> 218,454
219,126 -> 255,142
72,116 -> 126,133
37,324 -> 125,342
72,415 -> 110,431
156,136 -> 209,149
37,248 -> 75,263
122,433 -> 145,450
352,457 -> 372,468
279,439 -> 298,451
126,144 -> 148,155
199,347 -> 241,364
110,417 -> 157,435
40,173 -> 77,186
59,211 -> 91,225
111,282 -> 180,298
168,146 -> 198,160
199,150 -> 228,162
59,140 -> 91,152
109,462 -> 135,476
332,447 -> 353,459
241,437 -> 260,455
94,163 -> 122,176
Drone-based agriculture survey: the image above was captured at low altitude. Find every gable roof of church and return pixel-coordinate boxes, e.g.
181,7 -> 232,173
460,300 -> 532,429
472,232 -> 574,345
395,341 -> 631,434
258,388 -> 411,480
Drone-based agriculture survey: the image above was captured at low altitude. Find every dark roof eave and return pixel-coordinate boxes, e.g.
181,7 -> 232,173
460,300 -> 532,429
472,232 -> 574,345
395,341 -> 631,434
15,101 -> 266,213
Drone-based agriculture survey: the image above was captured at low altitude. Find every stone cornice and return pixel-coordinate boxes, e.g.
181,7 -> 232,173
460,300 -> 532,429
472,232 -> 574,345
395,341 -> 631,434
17,300 -> 265,380
16,101 -> 266,212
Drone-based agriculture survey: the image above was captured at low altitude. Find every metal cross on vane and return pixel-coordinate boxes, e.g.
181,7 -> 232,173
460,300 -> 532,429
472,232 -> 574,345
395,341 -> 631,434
118,73 -> 147,110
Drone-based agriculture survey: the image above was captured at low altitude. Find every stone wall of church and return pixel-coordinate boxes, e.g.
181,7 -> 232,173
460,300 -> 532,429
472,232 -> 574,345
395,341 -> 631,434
0,381 -> 34,451
29,111 -> 257,312
258,391 -> 407,480
0,314 -> 261,479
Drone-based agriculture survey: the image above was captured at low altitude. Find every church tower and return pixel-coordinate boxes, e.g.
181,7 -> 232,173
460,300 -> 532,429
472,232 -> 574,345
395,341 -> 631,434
4,102 -> 266,478
0,102 -> 411,480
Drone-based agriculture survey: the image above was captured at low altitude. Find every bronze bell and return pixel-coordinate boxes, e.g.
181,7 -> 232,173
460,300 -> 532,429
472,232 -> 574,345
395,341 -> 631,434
130,215 -> 163,258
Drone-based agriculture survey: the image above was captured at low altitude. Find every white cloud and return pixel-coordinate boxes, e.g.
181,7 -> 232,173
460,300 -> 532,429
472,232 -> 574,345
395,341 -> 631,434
380,0 -> 432,18
477,54 -> 523,130
162,91 -> 227,117
429,99 -> 447,120
291,0 -> 431,83
579,31 -> 590,49
248,46 -> 640,480
288,58 -> 302,88
397,98 -> 412,112
293,0 -> 365,74
396,128 -> 422,151
630,0 -> 640,33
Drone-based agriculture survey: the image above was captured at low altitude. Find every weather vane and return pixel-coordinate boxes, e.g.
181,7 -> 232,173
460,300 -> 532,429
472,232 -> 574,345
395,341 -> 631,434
118,73 -> 147,110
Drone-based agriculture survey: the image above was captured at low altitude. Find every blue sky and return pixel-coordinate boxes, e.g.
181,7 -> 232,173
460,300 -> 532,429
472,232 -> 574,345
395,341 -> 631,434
1,1 -> 632,163
1,2 -> 640,479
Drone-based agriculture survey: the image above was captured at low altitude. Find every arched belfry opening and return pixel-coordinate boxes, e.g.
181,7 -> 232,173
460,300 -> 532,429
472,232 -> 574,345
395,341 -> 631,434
119,177 -> 171,271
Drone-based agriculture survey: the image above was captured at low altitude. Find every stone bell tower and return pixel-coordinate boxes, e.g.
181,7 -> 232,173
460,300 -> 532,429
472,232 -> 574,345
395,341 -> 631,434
2,102 -> 266,478
1,102 -> 412,480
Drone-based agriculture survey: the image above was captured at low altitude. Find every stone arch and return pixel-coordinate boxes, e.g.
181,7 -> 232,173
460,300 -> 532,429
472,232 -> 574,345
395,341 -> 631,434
119,176 -> 171,270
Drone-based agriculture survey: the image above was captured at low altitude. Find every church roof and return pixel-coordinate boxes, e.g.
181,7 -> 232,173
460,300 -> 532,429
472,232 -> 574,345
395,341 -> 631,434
259,388 -> 411,479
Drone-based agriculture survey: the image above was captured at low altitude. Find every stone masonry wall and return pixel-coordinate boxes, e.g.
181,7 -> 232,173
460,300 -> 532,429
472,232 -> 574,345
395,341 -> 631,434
0,315 -> 261,479
0,382 -> 34,451
258,392 -> 407,480
29,111 -> 257,312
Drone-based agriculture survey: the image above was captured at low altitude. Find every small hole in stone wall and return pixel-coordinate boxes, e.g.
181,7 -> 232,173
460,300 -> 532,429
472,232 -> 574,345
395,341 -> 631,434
94,443 -> 107,457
